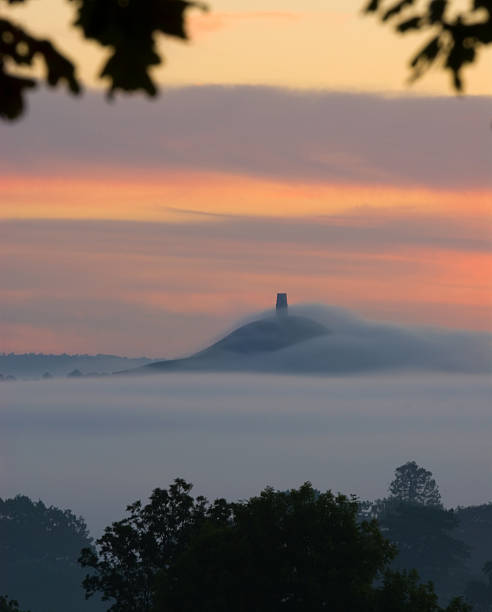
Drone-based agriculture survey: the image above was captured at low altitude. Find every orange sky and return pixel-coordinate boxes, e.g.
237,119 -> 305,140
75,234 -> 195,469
5,0 -> 492,94
0,2 -> 490,355
1,171 -> 491,221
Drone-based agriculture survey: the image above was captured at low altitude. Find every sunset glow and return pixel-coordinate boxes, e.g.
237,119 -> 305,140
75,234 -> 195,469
1,171 -> 491,222
0,1 -> 490,356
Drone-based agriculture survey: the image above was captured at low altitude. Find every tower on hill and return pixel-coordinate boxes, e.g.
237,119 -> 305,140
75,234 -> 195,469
276,292 -> 288,315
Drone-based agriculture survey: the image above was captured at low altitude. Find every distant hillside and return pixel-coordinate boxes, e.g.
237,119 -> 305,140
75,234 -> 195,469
123,305 -> 492,376
133,313 -> 329,374
0,353 -> 157,379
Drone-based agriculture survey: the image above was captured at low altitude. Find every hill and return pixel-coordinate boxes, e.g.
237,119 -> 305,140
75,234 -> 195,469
124,305 -> 491,376
141,313 -> 329,373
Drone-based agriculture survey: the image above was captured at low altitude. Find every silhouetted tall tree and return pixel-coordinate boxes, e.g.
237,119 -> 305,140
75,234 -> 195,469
389,461 -> 442,506
361,462 -> 470,602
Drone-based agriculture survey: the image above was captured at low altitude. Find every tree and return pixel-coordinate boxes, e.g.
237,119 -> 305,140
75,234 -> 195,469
454,504 -> 492,577
389,461 -> 442,506
484,561 -> 492,585
364,0 -> 492,91
156,483 -> 397,611
0,0 -> 206,120
157,483 -> 471,611
464,561 -> 492,612
1,0 -> 491,122
361,463 -> 470,602
377,501 -> 470,602
0,597 -> 29,612
79,478 -> 232,612
374,570 -> 469,612
0,495 -> 99,612
83,479 -> 470,612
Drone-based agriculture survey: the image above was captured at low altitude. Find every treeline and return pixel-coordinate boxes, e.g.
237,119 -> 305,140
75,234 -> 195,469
1,462 -> 491,612
0,353 -> 154,379
361,462 -> 492,607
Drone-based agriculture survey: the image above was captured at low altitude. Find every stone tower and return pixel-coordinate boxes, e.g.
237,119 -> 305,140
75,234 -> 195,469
276,292 -> 288,315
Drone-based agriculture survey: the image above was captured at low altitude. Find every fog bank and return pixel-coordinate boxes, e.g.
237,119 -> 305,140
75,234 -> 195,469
1,373 -> 491,534
146,304 -> 492,374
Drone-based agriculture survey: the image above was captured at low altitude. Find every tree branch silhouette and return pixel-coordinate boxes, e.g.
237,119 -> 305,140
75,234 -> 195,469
0,0 -> 206,120
364,0 -> 492,91
1,1 -> 490,121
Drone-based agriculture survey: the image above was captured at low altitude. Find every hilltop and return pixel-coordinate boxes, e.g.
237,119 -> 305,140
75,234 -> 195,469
123,302 -> 491,376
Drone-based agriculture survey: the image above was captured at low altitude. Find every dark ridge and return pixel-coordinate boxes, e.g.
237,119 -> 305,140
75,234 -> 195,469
197,315 -> 329,355
134,314 -> 330,374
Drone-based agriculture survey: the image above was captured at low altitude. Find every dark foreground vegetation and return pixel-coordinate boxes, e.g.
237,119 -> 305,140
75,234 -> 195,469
2,462 -> 491,612
1,0 -> 491,121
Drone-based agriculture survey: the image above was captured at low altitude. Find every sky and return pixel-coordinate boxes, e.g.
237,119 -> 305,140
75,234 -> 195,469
0,0 -> 491,357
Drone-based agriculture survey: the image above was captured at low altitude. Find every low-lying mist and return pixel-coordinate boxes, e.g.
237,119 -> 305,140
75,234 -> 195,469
1,372 -> 491,535
185,304 -> 492,374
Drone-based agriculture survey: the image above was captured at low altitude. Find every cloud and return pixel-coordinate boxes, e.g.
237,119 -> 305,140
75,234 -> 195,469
0,212 -> 490,356
143,303 -> 492,375
276,305 -> 492,374
1,87 -> 490,190
2,208 -> 490,256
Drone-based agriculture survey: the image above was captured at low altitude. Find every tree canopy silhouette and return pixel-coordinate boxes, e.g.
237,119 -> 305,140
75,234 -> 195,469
1,0 -> 490,121
0,0 -> 205,120
378,501 -> 470,602
81,479 -> 471,612
464,560 -> 492,611
364,0 -> 492,91
79,478 -> 231,612
0,494 -> 98,612
389,460 -> 442,506
0,597 -> 29,612
362,462 -> 471,603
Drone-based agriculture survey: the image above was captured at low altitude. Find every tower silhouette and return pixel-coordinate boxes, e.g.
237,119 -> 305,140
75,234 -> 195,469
276,292 -> 288,315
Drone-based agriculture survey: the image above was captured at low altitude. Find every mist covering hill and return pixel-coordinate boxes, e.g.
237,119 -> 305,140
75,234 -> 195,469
138,304 -> 492,375
3,305 -> 490,379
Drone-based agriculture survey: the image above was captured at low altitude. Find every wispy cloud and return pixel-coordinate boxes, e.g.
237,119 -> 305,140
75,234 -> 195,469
1,212 -> 490,355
